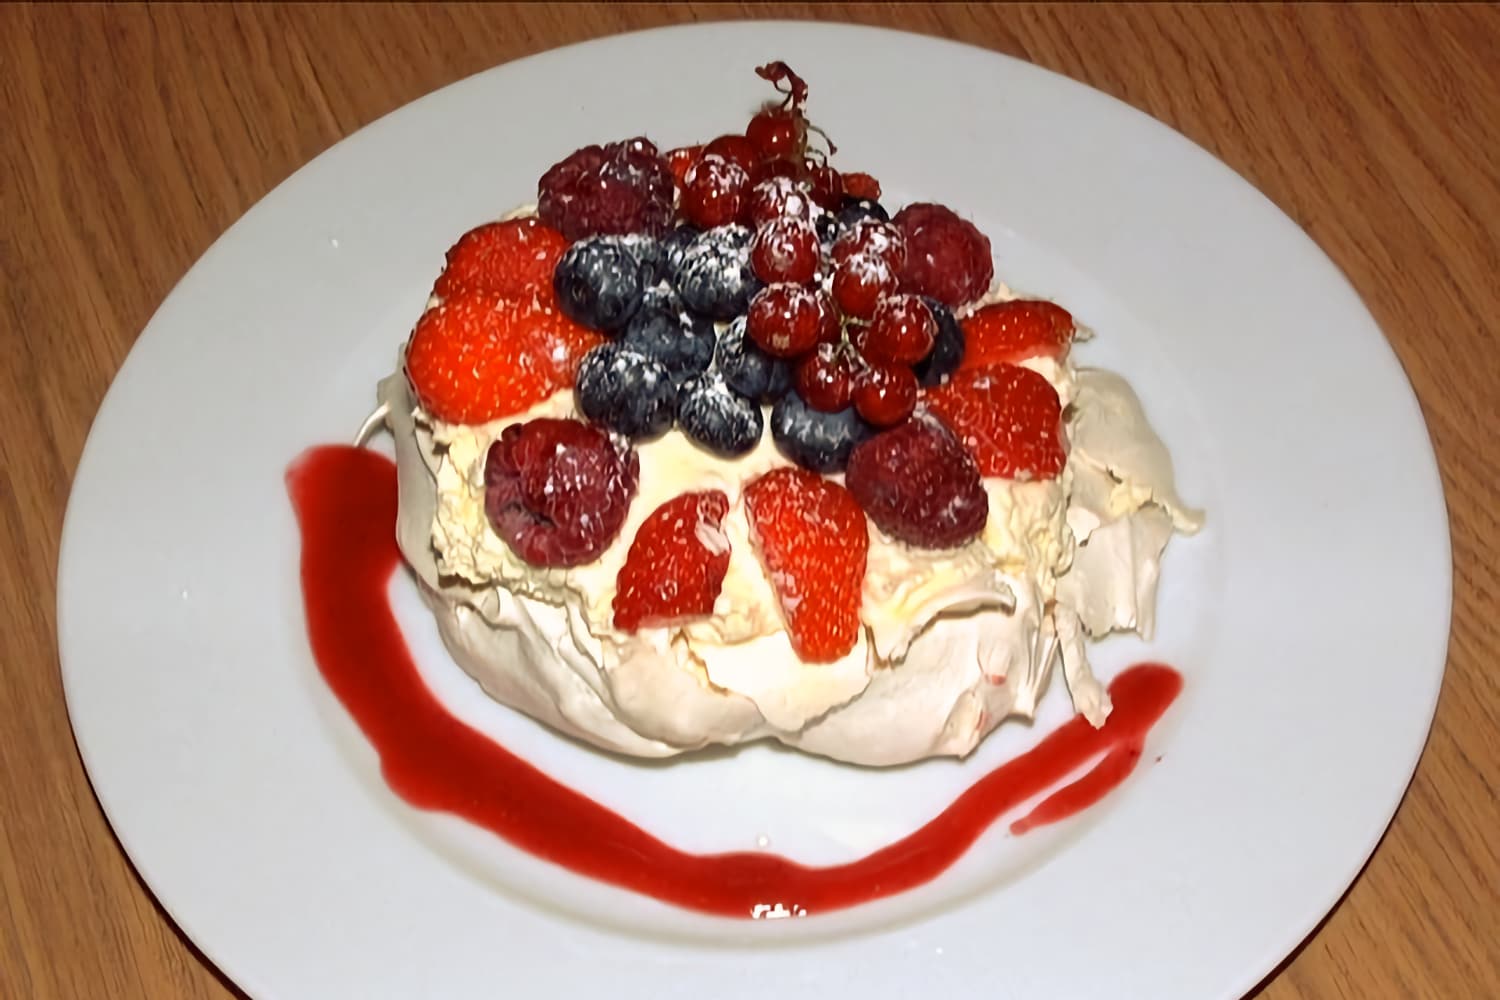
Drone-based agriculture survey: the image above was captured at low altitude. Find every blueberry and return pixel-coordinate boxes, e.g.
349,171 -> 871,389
574,343 -> 677,441
672,225 -> 760,320
676,372 -> 764,458
814,210 -> 840,250
620,286 -> 717,386
770,392 -> 874,473
647,225 -> 700,285
836,197 -> 889,229
716,316 -> 791,403
913,297 -> 965,387
554,236 -> 647,332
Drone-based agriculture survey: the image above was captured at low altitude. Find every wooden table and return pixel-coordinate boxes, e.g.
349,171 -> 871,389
3,4 -> 1496,997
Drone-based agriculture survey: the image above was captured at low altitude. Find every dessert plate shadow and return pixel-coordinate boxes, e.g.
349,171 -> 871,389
58,21 -> 1449,1000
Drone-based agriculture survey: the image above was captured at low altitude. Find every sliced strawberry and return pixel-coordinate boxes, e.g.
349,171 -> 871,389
744,468 -> 868,662
405,291 -> 601,424
959,299 -> 1075,370
432,218 -> 569,301
922,363 -> 1066,480
612,491 -> 732,631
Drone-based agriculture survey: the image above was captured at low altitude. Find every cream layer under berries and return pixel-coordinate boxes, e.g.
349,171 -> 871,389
378,64 -> 1202,765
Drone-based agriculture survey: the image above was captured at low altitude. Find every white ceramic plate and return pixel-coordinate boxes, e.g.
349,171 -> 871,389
59,21 -> 1450,999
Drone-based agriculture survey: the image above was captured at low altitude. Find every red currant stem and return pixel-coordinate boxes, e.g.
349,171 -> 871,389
806,122 -> 838,158
755,61 -> 809,109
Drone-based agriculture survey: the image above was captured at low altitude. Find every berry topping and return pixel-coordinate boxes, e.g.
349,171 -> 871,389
676,371 -> 765,458
845,418 -> 988,549
574,343 -> 678,441
852,363 -> 918,426
805,161 -> 843,210
666,145 -> 700,189
746,176 -> 815,226
620,286 -> 717,386
959,299 -> 1076,369
858,294 -> 936,364
912,297 -> 965,387
483,418 -> 639,567
793,343 -> 856,412
892,202 -> 994,307
831,219 -> 906,271
406,292 -> 599,424
432,218 -> 569,301
830,252 -> 898,321
750,217 -> 820,285
537,139 -> 675,241
553,235 -> 647,332
671,225 -> 760,320
746,108 -> 806,161
746,283 -> 834,358
744,468 -> 868,662
680,156 -> 752,230
646,226 -> 700,286
769,391 -> 873,473
840,172 -> 882,201
834,197 -> 890,230
702,134 -> 760,174
716,316 -> 792,403
612,491 -> 732,632
923,363 -> 1066,480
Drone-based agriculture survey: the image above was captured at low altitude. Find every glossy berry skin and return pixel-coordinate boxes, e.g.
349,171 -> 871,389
537,138 -> 675,240
483,418 -> 639,567
922,362 -> 1067,480
553,236 -> 647,332
680,155 -> 751,230
892,202 -> 994,307
958,299 -> 1075,369
746,284 -> 833,358
665,145 -> 700,189
859,294 -> 936,364
913,297 -> 966,387
716,316 -> 792,403
676,372 -> 765,458
573,343 -> 678,441
702,134 -> 760,174
432,218 -> 569,301
845,418 -> 988,549
746,109 -> 806,161
830,252 -> 898,321
793,344 -> 856,412
743,467 -> 868,662
852,363 -> 918,426
620,286 -> 717,386
831,220 -> 906,271
746,177 -> 815,226
750,217 -> 820,285
840,172 -> 882,201
671,225 -> 760,320
612,490 -> 732,632
805,161 -> 843,210
769,391 -> 874,473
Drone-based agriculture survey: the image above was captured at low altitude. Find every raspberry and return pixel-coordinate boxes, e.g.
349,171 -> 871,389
483,418 -> 639,567
750,217 -> 820,285
892,202 -> 994,307
405,291 -> 601,424
858,294 -> 936,365
680,155 -> 751,229
746,284 -> 834,358
852,363 -> 918,426
793,343 -> 856,412
960,299 -> 1076,370
922,363 -> 1066,480
537,138 -> 675,241
432,218 -> 568,301
612,491 -> 732,631
744,467 -> 868,662
845,418 -> 988,549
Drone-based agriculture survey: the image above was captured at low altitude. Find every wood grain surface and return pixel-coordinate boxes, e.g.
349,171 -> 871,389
3,4 -> 1496,997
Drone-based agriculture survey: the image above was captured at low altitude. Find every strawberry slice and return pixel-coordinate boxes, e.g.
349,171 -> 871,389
744,468 -> 868,662
922,363 -> 1066,480
432,218 -> 569,301
612,491 -> 732,631
959,299 -> 1074,370
405,290 -> 602,424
